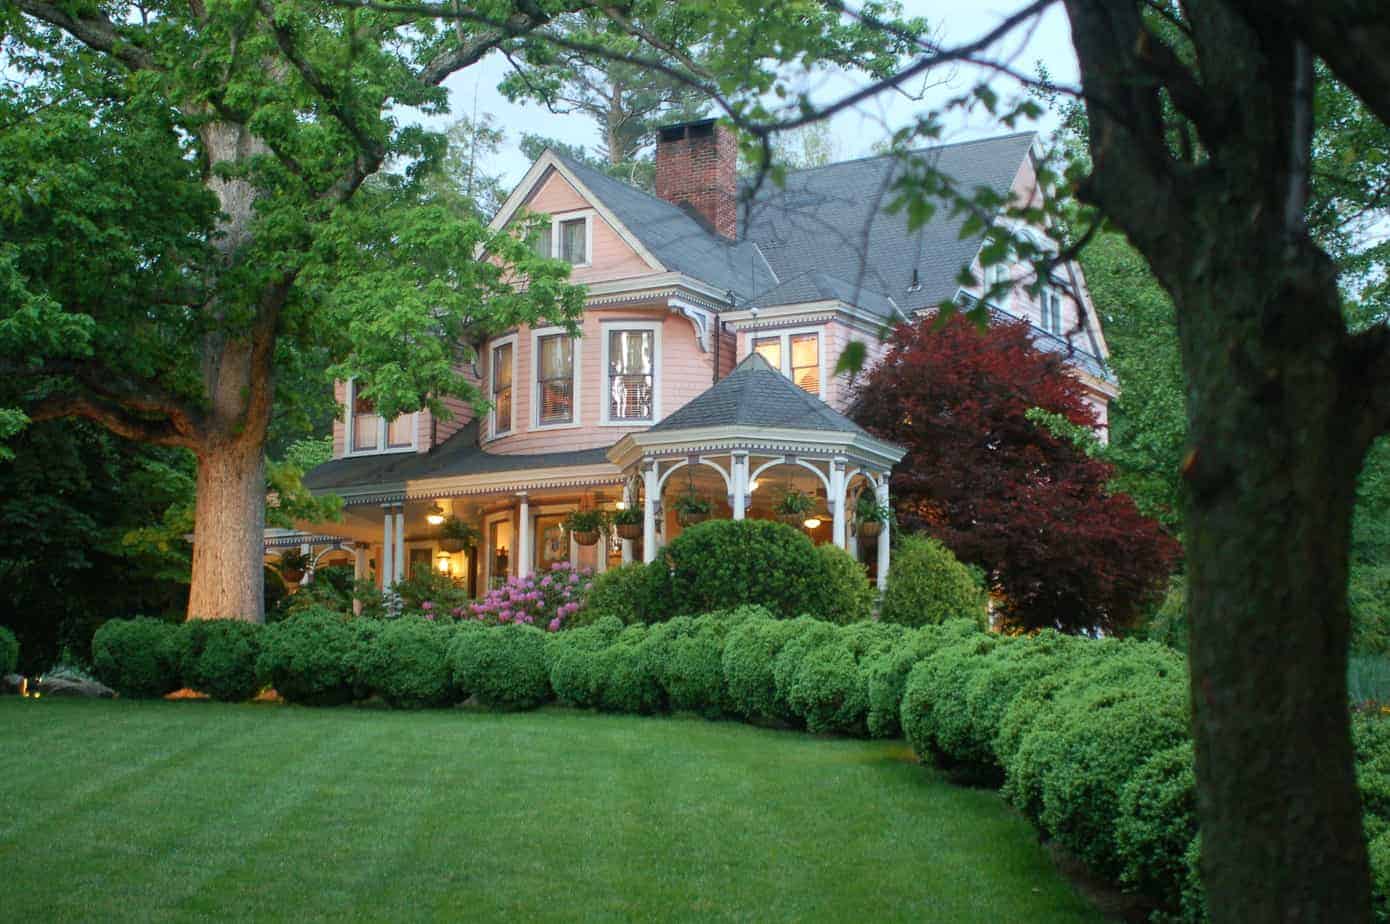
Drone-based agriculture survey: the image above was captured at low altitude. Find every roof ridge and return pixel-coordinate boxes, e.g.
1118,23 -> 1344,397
742,130 -> 1037,183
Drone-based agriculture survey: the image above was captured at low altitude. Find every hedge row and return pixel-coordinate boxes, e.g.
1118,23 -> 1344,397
0,625 -> 18,676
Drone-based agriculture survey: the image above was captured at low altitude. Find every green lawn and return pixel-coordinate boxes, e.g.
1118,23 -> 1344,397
0,699 -> 1105,922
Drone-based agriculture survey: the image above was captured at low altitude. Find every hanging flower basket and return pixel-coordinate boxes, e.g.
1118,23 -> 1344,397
776,512 -> 804,526
857,520 -> 883,540
564,509 -> 609,547
281,568 -> 304,584
439,538 -> 467,553
615,522 -> 643,540
572,530 -> 601,547
438,517 -> 480,554
678,509 -> 710,527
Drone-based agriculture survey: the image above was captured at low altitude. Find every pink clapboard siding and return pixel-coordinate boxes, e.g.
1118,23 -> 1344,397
523,168 -> 655,285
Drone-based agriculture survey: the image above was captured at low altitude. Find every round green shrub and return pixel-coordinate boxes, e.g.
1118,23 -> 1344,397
1014,677 -> 1190,879
654,519 -> 834,619
786,640 -> 867,734
579,562 -> 665,625
0,625 -> 18,676
449,624 -> 551,710
879,534 -> 988,628
771,618 -> 841,724
1116,741 -> 1196,911
257,608 -> 360,706
864,620 -> 981,738
596,625 -> 663,714
1370,829 -> 1390,923
815,544 -> 876,624
92,617 -> 183,698
899,633 -> 1001,764
547,615 -> 623,707
351,617 -> 457,709
722,614 -> 802,721
956,631 -> 1081,769
179,618 -> 263,702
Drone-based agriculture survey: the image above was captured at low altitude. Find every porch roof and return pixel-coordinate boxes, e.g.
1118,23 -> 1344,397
302,420 -> 613,497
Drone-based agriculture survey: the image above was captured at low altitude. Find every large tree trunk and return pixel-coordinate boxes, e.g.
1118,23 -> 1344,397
187,436 -> 267,621
1177,238 -> 1371,920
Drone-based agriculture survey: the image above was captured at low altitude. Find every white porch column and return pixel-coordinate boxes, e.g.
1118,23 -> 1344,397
875,479 -> 891,592
393,505 -> 406,583
642,461 -> 659,564
517,492 -> 532,578
830,457 -> 847,549
381,506 -> 395,588
569,529 -> 579,568
731,451 -> 748,520
353,545 -> 368,615
299,542 -> 313,584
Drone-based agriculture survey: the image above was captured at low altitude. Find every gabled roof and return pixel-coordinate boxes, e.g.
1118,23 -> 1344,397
740,132 -> 1038,314
302,421 -> 613,495
649,352 -> 867,436
552,154 -> 778,301
747,270 -> 901,320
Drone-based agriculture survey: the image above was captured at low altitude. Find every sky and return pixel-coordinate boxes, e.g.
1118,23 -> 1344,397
432,0 -> 1082,187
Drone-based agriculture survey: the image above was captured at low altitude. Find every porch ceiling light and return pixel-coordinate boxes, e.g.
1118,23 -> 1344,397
803,516 -> 822,530
426,502 -> 446,526
436,550 -> 451,573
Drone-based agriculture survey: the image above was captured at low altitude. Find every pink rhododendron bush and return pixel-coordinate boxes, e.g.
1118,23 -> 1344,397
461,562 -> 594,630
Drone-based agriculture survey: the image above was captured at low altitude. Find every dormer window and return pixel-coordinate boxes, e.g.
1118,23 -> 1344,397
530,210 -> 592,266
753,329 -> 822,398
346,380 -> 414,455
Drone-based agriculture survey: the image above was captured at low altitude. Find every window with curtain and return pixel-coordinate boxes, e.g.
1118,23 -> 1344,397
352,388 -> 379,452
531,227 -> 552,259
492,342 -> 513,435
536,334 -> 574,424
790,333 -> 819,395
608,329 -> 653,421
753,336 -> 781,369
559,217 -> 587,264
386,415 -> 413,448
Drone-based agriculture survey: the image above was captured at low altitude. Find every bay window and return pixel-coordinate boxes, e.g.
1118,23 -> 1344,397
491,340 -> 513,436
536,333 -> 575,425
607,328 -> 655,423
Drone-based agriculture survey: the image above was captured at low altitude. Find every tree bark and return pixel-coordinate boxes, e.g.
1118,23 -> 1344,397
187,435 -> 267,621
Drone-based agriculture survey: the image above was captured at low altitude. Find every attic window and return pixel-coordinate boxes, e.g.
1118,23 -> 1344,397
531,211 -> 592,267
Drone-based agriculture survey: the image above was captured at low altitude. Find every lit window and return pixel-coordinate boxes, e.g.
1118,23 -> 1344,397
790,333 -> 819,395
537,334 -> 575,424
352,390 -> 379,452
754,336 -> 782,369
608,329 -> 654,421
559,218 -> 587,264
492,342 -> 513,435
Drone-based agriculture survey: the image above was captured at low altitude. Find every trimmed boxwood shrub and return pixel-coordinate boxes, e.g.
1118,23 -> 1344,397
579,562 -> 665,625
450,624 -> 550,710
771,618 -> 841,724
816,544 -> 876,624
351,618 -> 457,709
654,520 -> 833,619
899,633 -> 1002,766
548,616 -> 624,707
785,640 -> 866,734
878,534 -> 987,628
92,617 -> 183,698
955,631 -> 1080,769
1115,741 -> 1196,911
722,614 -> 803,721
0,625 -> 17,676
180,618 -> 263,702
596,626 -> 664,714
257,608 -> 361,706
864,620 -> 980,738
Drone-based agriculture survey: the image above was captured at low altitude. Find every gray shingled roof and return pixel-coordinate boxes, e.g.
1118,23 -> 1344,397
748,270 -> 901,319
554,154 -> 778,301
649,351 -> 867,436
302,420 -> 613,494
740,132 -> 1038,315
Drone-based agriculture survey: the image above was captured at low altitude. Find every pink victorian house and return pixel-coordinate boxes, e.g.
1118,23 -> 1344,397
278,121 -> 1114,595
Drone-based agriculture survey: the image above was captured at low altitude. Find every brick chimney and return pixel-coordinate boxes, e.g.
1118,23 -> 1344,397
654,119 -> 737,239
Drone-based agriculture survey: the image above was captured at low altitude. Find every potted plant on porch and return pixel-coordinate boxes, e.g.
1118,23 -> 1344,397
278,549 -> 308,584
853,492 -> 892,541
564,509 -> 610,546
612,506 -> 643,540
438,517 -> 480,553
672,489 -> 712,527
773,488 -> 816,526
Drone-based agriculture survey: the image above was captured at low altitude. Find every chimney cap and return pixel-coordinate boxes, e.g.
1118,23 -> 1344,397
657,118 -> 719,143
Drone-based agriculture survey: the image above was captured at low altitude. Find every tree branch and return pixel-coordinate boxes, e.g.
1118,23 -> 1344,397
13,1 -> 158,71
25,394 -> 194,448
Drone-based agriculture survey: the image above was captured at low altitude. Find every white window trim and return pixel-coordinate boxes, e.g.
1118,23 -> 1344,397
530,326 -> 583,431
486,334 -> 518,442
482,510 -> 514,587
1041,284 -> 1063,335
599,320 -> 663,426
748,326 -> 827,401
343,378 -> 417,457
548,208 -> 595,269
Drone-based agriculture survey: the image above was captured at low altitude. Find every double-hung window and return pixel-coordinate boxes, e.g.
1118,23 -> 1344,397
536,333 -> 575,425
491,341 -> 514,436
984,260 -> 1012,296
1041,286 -> 1064,335
753,330 -> 821,398
346,380 -> 413,455
530,212 -> 591,266
607,329 -> 655,422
